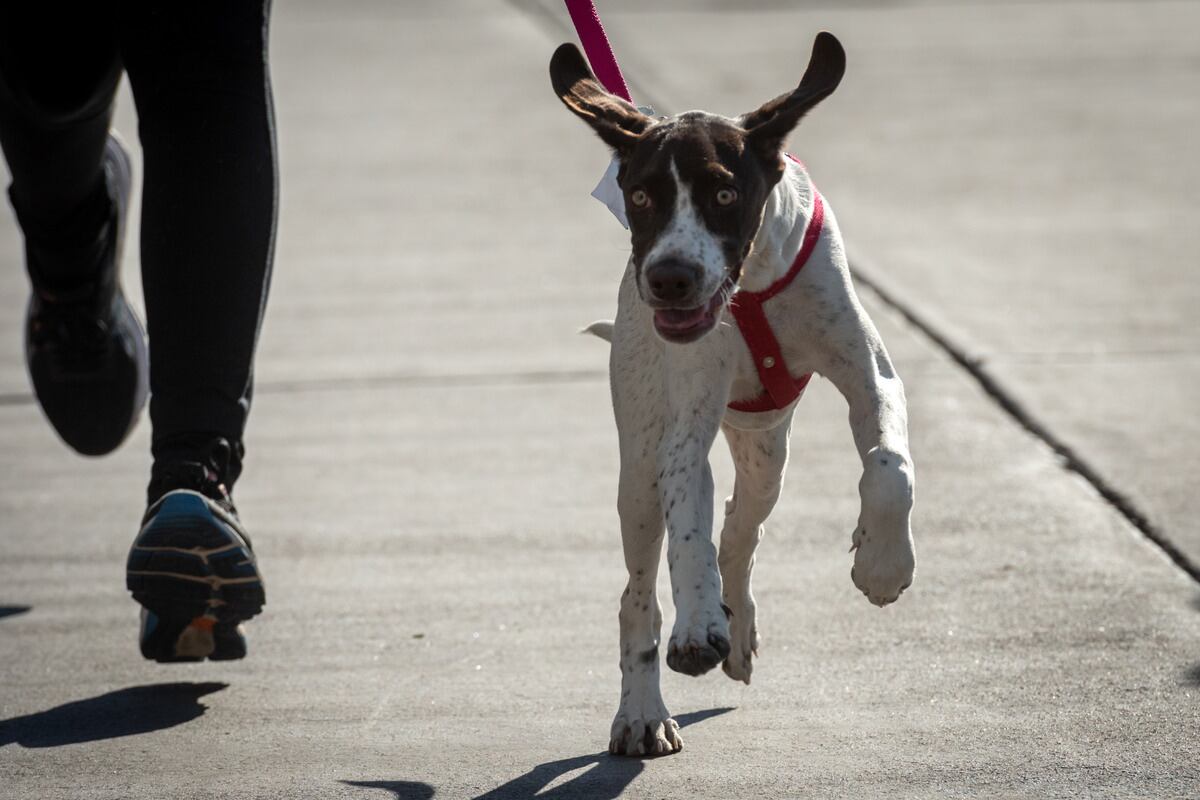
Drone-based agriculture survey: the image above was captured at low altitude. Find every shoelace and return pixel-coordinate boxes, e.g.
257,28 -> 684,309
148,440 -> 238,515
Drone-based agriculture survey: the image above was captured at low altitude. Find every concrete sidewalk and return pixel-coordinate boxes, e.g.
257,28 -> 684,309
2,2 -> 1198,798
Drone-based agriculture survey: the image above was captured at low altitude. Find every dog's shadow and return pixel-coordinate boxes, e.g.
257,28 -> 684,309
343,707 -> 734,800
0,682 -> 227,748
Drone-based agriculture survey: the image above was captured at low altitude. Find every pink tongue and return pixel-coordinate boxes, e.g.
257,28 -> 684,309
654,307 -> 707,330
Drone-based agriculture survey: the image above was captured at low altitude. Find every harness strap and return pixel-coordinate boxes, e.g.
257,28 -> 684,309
727,190 -> 825,412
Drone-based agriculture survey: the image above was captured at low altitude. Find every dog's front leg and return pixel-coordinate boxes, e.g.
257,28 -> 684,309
816,306 -> 916,606
816,293 -> 916,606
608,304 -> 682,757
610,461 -> 680,757
658,378 -> 731,677
609,370 -> 729,752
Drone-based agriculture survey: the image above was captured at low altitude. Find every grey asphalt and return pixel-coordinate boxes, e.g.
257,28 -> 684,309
1,2 -> 1198,798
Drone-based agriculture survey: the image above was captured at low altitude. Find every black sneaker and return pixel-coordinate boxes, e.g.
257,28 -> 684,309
24,134 -> 148,456
126,438 -> 265,662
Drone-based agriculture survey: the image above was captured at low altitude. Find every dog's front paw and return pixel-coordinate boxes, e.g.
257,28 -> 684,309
666,621 -> 731,676
721,598 -> 758,684
609,714 -> 682,757
849,524 -> 915,607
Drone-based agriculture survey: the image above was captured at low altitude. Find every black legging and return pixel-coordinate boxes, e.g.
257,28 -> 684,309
0,1 -> 277,481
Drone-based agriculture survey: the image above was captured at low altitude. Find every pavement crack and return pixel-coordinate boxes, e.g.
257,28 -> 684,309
255,368 -> 608,396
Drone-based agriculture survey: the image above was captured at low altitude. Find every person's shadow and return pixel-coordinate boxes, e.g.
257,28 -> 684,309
0,605 -> 32,620
0,682 -> 227,748
343,707 -> 734,800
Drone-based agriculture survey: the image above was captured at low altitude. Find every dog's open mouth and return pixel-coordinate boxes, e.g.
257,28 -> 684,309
652,279 -> 734,344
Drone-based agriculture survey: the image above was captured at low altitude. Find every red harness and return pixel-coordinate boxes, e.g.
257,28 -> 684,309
727,187 -> 825,413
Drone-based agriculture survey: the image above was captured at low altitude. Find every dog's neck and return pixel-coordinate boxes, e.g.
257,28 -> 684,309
736,158 -> 815,294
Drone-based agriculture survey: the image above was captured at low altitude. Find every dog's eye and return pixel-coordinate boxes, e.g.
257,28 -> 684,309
629,189 -> 650,208
715,188 -> 738,206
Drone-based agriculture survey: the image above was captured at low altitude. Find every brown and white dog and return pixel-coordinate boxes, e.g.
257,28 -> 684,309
550,32 -> 916,757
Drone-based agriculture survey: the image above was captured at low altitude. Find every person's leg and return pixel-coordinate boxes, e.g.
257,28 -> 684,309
119,0 -> 276,662
120,0 -> 277,481
0,5 -> 148,455
0,6 -> 120,288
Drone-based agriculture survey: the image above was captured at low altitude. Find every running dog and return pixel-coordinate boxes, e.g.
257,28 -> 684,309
549,32 -> 916,757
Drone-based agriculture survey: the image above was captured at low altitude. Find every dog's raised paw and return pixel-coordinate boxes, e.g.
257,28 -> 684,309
850,525 -> 915,607
721,599 -> 759,684
666,627 -> 730,676
609,716 -> 682,758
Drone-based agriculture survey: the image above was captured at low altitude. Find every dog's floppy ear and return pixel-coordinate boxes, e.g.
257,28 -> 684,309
741,32 -> 845,157
550,43 -> 652,157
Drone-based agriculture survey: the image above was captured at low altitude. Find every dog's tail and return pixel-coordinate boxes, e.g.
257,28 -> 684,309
580,320 -> 614,342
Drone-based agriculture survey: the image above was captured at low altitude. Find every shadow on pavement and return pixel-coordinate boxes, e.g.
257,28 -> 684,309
0,605 -> 31,620
342,707 -> 734,800
0,682 -> 227,748
1184,664 -> 1200,687
1187,594 -> 1200,686
342,782 -> 435,800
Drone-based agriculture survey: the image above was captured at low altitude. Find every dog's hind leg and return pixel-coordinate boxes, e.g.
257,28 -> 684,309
717,415 -> 793,684
609,457 -> 681,757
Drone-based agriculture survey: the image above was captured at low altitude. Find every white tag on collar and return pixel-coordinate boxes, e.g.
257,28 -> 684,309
590,105 -> 659,230
591,156 -> 627,229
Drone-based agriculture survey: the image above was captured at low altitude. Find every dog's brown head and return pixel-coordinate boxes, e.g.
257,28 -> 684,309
550,32 -> 844,343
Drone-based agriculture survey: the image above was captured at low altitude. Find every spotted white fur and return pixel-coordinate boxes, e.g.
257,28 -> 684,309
597,156 -> 916,756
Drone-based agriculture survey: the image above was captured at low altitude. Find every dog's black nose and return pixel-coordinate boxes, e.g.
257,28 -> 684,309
645,259 -> 700,306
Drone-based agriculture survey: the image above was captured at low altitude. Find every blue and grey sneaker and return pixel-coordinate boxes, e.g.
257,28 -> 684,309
127,439 -> 265,662
24,133 -> 148,456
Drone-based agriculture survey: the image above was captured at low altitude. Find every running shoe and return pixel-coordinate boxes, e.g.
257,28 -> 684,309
127,438 -> 264,662
24,133 -> 148,456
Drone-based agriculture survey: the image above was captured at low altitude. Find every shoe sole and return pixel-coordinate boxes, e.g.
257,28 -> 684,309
139,611 -> 248,663
100,135 -> 150,447
126,491 -> 265,660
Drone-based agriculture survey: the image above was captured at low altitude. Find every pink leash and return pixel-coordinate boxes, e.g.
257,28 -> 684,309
564,0 -> 634,102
